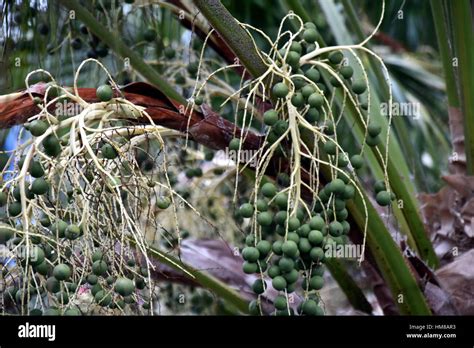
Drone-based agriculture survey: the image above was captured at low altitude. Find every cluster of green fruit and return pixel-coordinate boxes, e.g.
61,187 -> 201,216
0,154 -> 51,219
239,181 -> 348,315
3,246 -> 150,315
268,21 -> 383,147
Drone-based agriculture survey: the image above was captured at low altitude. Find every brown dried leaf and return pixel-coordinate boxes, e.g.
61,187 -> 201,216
435,249 -> 474,314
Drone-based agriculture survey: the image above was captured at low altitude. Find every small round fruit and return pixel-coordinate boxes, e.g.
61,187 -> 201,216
46,277 -> 60,293
301,299 -> 321,315
87,274 -> 98,285
324,141 -> 337,155
64,308 -> 81,316
34,261 -> 49,275
53,264 -> 71,281
309,215 -> 325,230
366,134 -> 380,147
350,154 -> 364,169
329,178 -> 345,195
275,211 -> 288,225
53,220 -> 68,238
301,85 -> 315,99
308,230 -> 324,245
164,47 -> 175,59
368,122 -> 382,137
352,80 -> 367,94
298,238 -> 312,254
272,120 -> 288,136
92,251 -> 104,262
376,190 -> 391,206
278,257 -> 294,273
143,28 -> 157,42
31,178 -> 49,195
95,290 -> 112,306
187,61 -> 199,75
115,277 -> 135,296
268,265 -> 281,278
8,202 -> 22,217
287,232 -> 300,244
374,180 -> 386,193
303,28 -> 318,43
92,260 -> 108,276
282,240 -> 298,258
292,76 -> 305,89
310,247 -> 324,262
43,308 -> 60,316
156,197 -> 171,210
242,247 -> 260,262
283,268 -> 299,284
274,193 -> 288,209
257,212 -> 273,226
285,51 -> 300,67
291,92 -> 305,108
256,240 -> 271,256
329,221 -> 343,237
272,276 -> 287,291
229,138 -> 240,151
0,192 -> 7,206
309,275 -> 324,290
305,68 -> 320,83
298,224 -> 311,238
337,153 -> 349,167
329,51 -> 344,64
343,185 -> 355,200
248,300 -> 260,315
261,183 -> 276,198
56,291 -> 70,305
287,217 -> 300,231
274,295 -> 287,310
101,143 -> 118,159
242,261 -> 258,274
272,83 -> 289,98
263,109 -> 278,126
272,241 -> 283,255
239,203 -> 254,218
306,108 -> 320,123
29,120 -> 48,136
308,93 -> 323,108
252,279 -> 266,294
30,161 -> 44,178
29,246 -> 45,266
96,85 -> 113,102
65,224 -> 81,240
42,135 -> 61,157
0,223 -> 14,244
339,65 -> 353,79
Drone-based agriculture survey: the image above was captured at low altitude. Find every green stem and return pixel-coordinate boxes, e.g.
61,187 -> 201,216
430,0 -> 460,107
325,258 -> 373,314
58,0 -> 186,105
449,0 -> 474,174
193,0 -> 268,79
